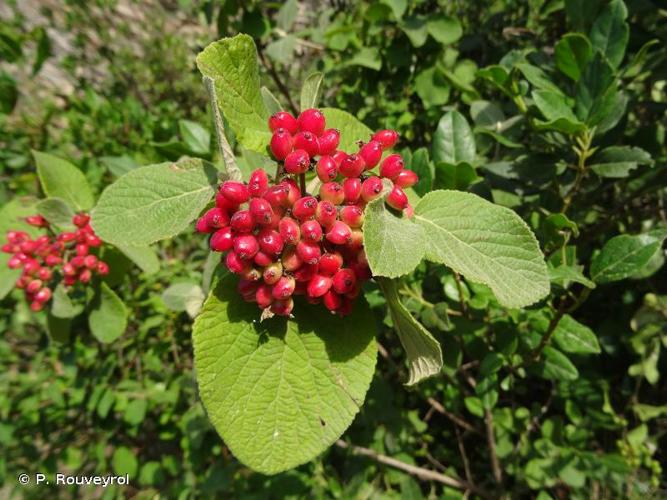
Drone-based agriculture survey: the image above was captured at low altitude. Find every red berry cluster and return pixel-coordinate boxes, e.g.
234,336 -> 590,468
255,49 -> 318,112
2,213 -> 109,311
196,108 -> 418,318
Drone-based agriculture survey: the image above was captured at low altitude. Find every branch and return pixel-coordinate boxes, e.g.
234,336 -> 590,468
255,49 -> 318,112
484,409 -> 503,485
427,397 -> 480,434
335,440 -> 492,499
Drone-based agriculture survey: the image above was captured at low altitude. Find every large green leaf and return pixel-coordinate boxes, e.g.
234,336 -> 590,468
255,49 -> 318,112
33,151 -> 95,211
414,190 -> 549,308
575,53 -> 614,122
590,145 -> 653,178
553,314 -> 600,354
363,194 -> 425,278
193,274 -> 377,474
426,15 -> 462,45
36,197 -> 75,231
88,282 -> 128,343
590,230 -> 667,284
196,34 -> 270,154
91,158 -> 217,246
377,277 -> 443,385
537,346 -> 579,381
432,110 -> 476,165
162,282 -> 205,318
555,33 -> 593,81
589,0 -> 628,69
321,108 -> 373,153
300,72 -> 324,111
115,244 -> 161,274
532,90 -> 579,123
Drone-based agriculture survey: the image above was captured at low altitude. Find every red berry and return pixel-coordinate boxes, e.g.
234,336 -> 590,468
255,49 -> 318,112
37,268 -> 52,281
372,129 -> 399,150
72,213 -> 90,228
283,179 -> 301,206
26,215 -> 47,227
319,252 -> 343,276
323,290 -> 342,312
359,140 -> 383,169
254,251 -> 274,267
62,262 -> 76,276
26,279 -> 43,294
45,254 -> 62,267
284,149 -> 311,175
210,227 -> 234,252
225,251 -> 249,274
326,221 -> 352,245
343,178 -> 362,204
339,154 -> 365,178
300,220 -> 323,242
241,267 -> 262,282
215,190 -> 238,211
282,246 -> 303,271
332,268 -> 357,294
76,243 -> 89,256
316,201 -> 337,228
233,234 -> 260,260
348,229 -> 364,251
30,301 -> 45,312
256,283 -> 274,308
257,229 -> 284,255
79,269 -> 92,284
297,108 -> 326,136
338,297 -> 353,316
204,207 -> 230,231
319,182 -> 345,205
332,150 -> 347,167
84,255 -> 98,269
248,169 -> 270,197
307,275 -> 332,298
97,262 -> 110,275
23,259 -> 40,275
270,128 -> 293,160
271,298 -> 294,316
296,240 -> 321,264
249,198 -> 274,225
294,263 -> 317,282
379,154 -> 404,180
395,169 -> 419,188
293,131 -> 320,157
269,111 -> 298,134
264,184 -> 290,208
318,129 -> 340,155
292,196 -> 318,220
340,205 -> 364,228
221,181 -> 250,205
86,234 -> 102,247
71,256 -> 85,268
386,186 -> 409,210
238,279 -> 259,302
35,287 -> 52,303
350,261 -> 372,281
263,262 -> 283,285
278,217 -> 301,245
7,256 -> 22,269
58,232 -> 77,242
272,276 -> 296,299
316,156 -> 338,182
361,176 -> 384,202
230,210 -> 255,233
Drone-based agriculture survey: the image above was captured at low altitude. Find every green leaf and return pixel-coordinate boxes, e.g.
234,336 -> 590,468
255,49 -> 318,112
553,314 -> 601,354
589,0 -> 628,69
50,284 -> 83,319
162,282 -> 205,318
33,151 -> 95,211
112,447 -> 138,477
179,120 -> 210,156
36,198 -> 75,231
590,145 -> 653,177
401,16 -> 428,47
88,282 -> 128,343
415,67 -> 450,107
432,111 -> 476,165
123,399 -> 147,426
470,100 -> 505,128
266,35 -> 297,64
348,47 -> 382,71
196,35 -> 270,154
555,33 -> 593,81
426,15 -> 462,45
590,162 -> 639,178
0,197 -> 39,299
363,192 -> 425,278
100,155 -> 140,178
91,158 -> 217,246
549,264 -> 596,289
381,0 -> 407,20
414,190 -> 549,308
590,230 -> 667,284
0,72 -> 18,114
300,72 -> 324,111
276,0 -> 298,30
434,162 -> 480,190
377,277 -> 443,385
410,148 -> 434,197
321,108 -> 373,153
532,90 -> 579,123
192,274 -> 377,475
261,87 -> 283,115
534,117 -> 587,135
47,312 -> 71,343
575,53 -> 614,121
538,346 -> 579,381
115,244 -> 160,274
515,63 -> 565,96
476,65 -> 510,93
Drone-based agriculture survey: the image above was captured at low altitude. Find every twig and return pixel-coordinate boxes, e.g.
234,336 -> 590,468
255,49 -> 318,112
335,440 -> 491,499
525,299 -> 567,364
453,272 -> 468,315
427,397 -> 480,434
484,409 -> 503,485
274,28 -> 325,51
257,48 -> 298,114
455,426 -> 474,485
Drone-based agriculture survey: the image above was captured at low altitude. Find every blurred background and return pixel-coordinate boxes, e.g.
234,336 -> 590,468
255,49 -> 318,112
1,0 -> 666,498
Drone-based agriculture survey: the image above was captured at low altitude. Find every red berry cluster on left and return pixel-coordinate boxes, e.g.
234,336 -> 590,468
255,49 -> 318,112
2,213 -> 109,311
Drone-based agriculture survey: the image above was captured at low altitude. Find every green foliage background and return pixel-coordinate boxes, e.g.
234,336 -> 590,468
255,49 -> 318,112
1,0 -> 666,498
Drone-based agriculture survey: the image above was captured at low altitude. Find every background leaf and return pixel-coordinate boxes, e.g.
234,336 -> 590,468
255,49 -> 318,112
33,151 -> 95,211
88,282 -> 128,343
432,110 -> 476,165
590,230 -> 667,283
